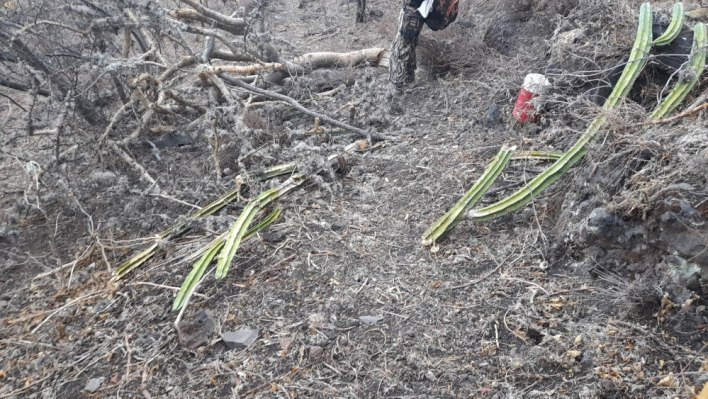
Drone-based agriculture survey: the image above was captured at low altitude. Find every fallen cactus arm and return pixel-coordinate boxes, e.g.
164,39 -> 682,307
112,242 -> 162,280
215,174 -> 305,279
256,163 -> 297,180
112,222 -> 190,280
651,23 -> 707,120
604,3 -> 654,109
511,150 -> 563,161
114,171 -> 272,279
115,137 -> 369,281
172,208 -> 282,311
192,185 -> 243,218
421,146 -> 514,245
653,2 -> 684,46
113,183 -> 247,280
464,3 -> 653,222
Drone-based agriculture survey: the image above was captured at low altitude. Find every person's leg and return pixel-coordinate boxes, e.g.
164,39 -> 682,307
388,2 -> 424,89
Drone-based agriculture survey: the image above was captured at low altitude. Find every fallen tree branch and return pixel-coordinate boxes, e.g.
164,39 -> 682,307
206,48 -> 387,77
219,74 -> 392,141
176,0 -> 247,33
0,77 -> 50,96
109,141 -> 158,186
210,49 -> 258,63
169,8 -> 246,36
293,48 -> 386,69
648,102 -> 708,125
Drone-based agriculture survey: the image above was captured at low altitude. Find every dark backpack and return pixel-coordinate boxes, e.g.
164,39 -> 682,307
424,0 -> 459,31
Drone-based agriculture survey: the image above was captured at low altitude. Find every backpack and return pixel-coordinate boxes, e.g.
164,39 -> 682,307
424,0 -> 459,31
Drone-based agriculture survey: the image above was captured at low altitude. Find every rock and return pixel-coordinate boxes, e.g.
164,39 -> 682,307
222,328 -> 259,350
484,103 -> 501,125
0,300 -> 8,311
359,315 -> 383,325
308,345 -> 324,359
368,9 -> 383,19
84,377 -> 105,393
177,310 -> 216,349
585,207 -> 625,242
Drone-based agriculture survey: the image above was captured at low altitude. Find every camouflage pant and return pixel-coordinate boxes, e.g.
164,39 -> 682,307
388,4 -> 424,89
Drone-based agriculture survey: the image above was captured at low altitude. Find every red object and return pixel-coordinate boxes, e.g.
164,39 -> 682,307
512,87 -> 538,123
512,73 -> 550,123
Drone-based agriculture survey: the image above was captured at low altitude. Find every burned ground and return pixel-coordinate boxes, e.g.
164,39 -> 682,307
0,0 -> 706,398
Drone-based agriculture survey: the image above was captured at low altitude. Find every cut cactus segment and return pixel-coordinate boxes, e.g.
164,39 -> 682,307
651,22 -> 707,120
654,2 -> 684,46
463,3 -> 654,223
421,146 -> 515,246
172,208 -> 282,311
511,151 -> 563,161
215,175 -> 304,279
604,3 -> 654,109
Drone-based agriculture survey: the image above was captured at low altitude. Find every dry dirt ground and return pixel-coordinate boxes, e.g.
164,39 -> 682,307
1,0 -> 707,398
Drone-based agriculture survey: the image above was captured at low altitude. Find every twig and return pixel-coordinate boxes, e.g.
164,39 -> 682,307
0,376 -> 52,398
445,264 -> 502,290
503,277 -> 549,295
109,141 -> 158,186
242,366 -> 303,396
219,74 -> 391,141
32,243 -> 93,280
29,291 -> 104,334
129,282 -> 207,298
0,339 -> 56,349
544,287 -> 594,297
609,320 -> 678,354
503,308 -> 529,345
649,102 -> 708,125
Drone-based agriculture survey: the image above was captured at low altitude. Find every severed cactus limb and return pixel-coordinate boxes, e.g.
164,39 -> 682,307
173,208 -> 282,311
215,174 -> 305,279
112,242 -> 162,280
113,222 -> 191,280
511,150 -> 563,161
654,2 -> 684,46
464,3 -> 653,223
256,163 -> 297,180
651,23 -> 707,120
604,3 -> 654,109
421,146 -> 514,245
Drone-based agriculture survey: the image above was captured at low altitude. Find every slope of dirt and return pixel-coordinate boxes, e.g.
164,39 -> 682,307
1,0 -> 706,398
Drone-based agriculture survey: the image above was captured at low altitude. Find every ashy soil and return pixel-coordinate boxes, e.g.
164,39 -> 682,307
1,0 -> 706,398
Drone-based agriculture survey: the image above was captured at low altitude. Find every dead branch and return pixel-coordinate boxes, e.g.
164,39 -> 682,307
169,9 -> 246,36
122,27 -> 132,58
169,21 -> 245,58
210,49 -> 258,63
206,48 -> 386,77
219,74 -> 392,141
629,101 -> 708,128
209,74 -> 237,105
293,48 -> 386,69
172,0 -> 247,35
201,35 -> 215,63
209,62 -> 283,76
124,8 -> 167,66
0,77 -> 50,96
109,141 -> 158,186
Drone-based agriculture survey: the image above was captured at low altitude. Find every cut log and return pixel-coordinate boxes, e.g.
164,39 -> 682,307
206,48 -> 387,78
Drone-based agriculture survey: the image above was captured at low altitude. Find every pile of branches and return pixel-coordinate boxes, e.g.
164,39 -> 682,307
0,0 -> 386,191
